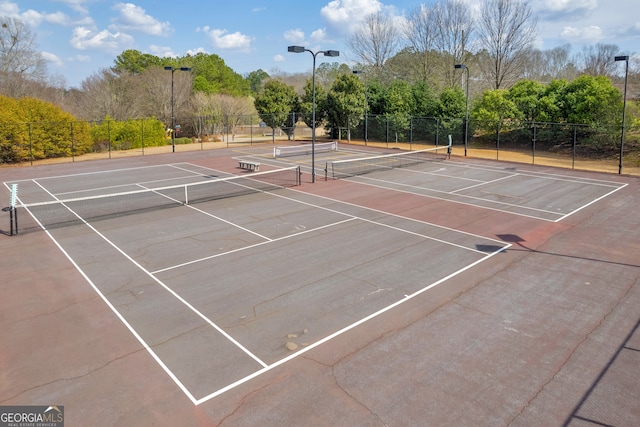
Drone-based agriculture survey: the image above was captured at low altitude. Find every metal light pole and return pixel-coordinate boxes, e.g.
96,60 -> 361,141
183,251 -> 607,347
164,66 -> 192,153
455,64 -> 469,156
353,70 -> 368,145
288,46 -> 339,182
614,55 -> 629,174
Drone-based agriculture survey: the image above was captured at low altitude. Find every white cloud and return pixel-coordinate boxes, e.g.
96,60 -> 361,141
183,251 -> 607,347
56,0 -> 90,15
186,47 -> 208,56
70,26 -> 134,52
148,45 -> 178,58
273,54 -> 285,62
109,2 -> 172,36
560,25 -> 603,42
539,0 -> 597,14
41,51 -> 63,66
284,28 -> 305,43
208,29 -> 252,50
0,1 -> 19,16
310,28 -> 327,43
0,2 -> 94,27
320,0 -> 383,33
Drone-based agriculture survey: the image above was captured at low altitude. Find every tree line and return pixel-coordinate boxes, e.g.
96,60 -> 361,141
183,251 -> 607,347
0,0 -> 638,163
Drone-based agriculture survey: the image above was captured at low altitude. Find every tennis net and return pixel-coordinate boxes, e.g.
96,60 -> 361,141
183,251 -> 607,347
326,145 -> 450,180
15,166 -> 301,231
274,141 -> 338,158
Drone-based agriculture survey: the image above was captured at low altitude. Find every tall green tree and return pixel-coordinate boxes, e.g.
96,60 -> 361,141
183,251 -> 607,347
253,80 -> 297,136
384,79 -> 413,140
506,79 -> 547,122
113,49 -> 163,75
300,79 -> 327,130
325,73 -> 366,140
246,69 -> 270,94
188,52 -> 249,96
411,81 -> 439,117
562,75 -> 622,126
471,89 -> 520,149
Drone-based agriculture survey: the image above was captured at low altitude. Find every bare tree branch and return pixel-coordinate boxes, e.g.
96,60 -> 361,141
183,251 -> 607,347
347,11 -> 400,78
477,0 -> 538,89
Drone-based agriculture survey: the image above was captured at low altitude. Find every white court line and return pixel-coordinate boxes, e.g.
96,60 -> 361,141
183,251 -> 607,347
7,163 -> 172,183
449,173 -> 519,193
29,180 -> 271,372
346,169 -> 627,222
18,163 -> 514,406
347,174 -> 564,220
134,182 -> 274,243
176,161 -> 506,249
152,217 -> 358,274
556,182 -> 628,221
444,160 -> 627,187
194,242 -> 511,405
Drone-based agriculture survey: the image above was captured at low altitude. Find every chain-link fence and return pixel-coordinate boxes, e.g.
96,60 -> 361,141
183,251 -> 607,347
1,114 -> 638,175
344,114 -> 638,175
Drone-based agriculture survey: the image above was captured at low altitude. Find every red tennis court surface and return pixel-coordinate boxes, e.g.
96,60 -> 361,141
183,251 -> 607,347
1,146 -> 639,426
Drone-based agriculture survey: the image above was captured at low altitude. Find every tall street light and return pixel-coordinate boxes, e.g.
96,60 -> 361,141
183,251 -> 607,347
288,46 -> 340,182
353,70 -> 368,145
455,64 -> 469,156
614,55 -> 629,174
164,66 -> 192,153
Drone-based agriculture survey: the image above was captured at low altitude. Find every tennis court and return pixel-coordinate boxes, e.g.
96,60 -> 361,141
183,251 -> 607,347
1,144 -> 638,426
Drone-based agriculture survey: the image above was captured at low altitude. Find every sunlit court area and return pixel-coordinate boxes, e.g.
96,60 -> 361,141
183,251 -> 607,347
1,141 -> 639,425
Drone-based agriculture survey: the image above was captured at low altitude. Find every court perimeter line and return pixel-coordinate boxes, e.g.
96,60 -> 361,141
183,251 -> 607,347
349,172 -> 626,222
18,182 -> 199,405
346,175 -> 566,221
555,182 -> 628,221
445,160 -> 628,187
194,242 -> 512,405
151,217 -> 358,275
6,163 -> 173,183
186,159 -> 511,249
135,183 -> 273,242
28,180 -> 271,387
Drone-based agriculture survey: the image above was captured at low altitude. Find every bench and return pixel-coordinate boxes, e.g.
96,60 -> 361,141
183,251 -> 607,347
238,160 -> 260,171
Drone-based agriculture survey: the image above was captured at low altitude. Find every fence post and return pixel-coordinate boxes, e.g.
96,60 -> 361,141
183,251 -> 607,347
70,122 -> 75,162
572,125 -> 577,169
28,122 -> 33,166
496,123 -> 500,160
108,120 -> 111,158
532,122 -> 536,165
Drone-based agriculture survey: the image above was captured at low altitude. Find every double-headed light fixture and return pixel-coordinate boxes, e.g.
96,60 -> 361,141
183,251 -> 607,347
288,46 -> 339,182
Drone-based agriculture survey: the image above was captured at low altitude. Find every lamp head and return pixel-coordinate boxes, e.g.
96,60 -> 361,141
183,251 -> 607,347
288,46 -> 305,53
615,55 -> 629,62
454,64 -> 467,69
324,50 -> 340,57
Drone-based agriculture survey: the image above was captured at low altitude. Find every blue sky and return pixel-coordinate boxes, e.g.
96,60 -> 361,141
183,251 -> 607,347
3,0 -> 640,88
